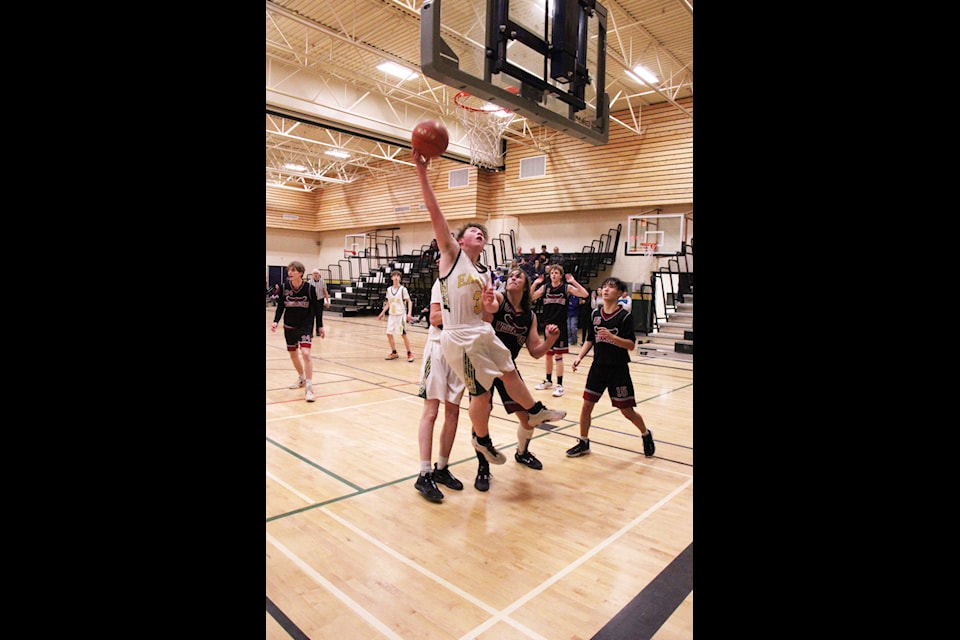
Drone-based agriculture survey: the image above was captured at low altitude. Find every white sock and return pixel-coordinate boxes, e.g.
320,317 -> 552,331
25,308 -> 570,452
437,455 -> 449,469
420,461 -> 432,475
517,425 -> 535,453
305,379 -> 312,386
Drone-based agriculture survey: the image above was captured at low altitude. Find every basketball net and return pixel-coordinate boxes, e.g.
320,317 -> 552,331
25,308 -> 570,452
454,91 -> 516,170
639,242 -> 658,256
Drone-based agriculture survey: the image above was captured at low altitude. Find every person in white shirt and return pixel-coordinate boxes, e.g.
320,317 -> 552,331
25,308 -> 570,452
415,149 -> 566,467
310,269 -> 331,338
377,270 -> 414,362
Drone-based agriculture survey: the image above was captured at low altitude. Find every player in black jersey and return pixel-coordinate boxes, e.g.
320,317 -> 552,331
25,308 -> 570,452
473,268 -> 561,490
530,264 -> 589,398
271,260 -> 320,402
567,277 -> 655,458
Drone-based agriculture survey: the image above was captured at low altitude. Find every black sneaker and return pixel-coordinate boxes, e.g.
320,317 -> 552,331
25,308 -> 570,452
472,434 -> 506,465
433,464 -> 463,490
474,466 -> 490,492
414,472 -> 444,502
642,429 -> 655,457
566,438 -> 591,457
514,450 -> 543,470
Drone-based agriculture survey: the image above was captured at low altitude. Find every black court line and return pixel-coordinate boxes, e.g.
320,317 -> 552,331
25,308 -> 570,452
591,542 -> 693,640
266,595 -> 310,640
265,544 -> 692,640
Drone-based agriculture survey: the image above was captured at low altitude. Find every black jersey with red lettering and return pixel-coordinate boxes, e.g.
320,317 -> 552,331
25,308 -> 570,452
273,279 -> 317,329
585,305 -> 635,366
491,297 -> 533,360
539,282 -> 569,328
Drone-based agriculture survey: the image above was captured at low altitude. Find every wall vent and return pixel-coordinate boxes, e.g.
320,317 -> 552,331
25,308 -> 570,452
519,155 -> 547,179
448,168 -> 470,188
394,205 -> 411,213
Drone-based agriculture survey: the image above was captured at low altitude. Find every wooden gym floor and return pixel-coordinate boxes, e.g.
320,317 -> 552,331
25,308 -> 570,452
266,306 -> 694,639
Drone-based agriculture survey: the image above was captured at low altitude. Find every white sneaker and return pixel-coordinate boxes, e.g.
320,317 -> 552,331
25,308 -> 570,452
552,385 -> 564,397
289,377 -> 306,389
535,380 -> 553,390
527,405 -> 566,427
305,385 -> 315,402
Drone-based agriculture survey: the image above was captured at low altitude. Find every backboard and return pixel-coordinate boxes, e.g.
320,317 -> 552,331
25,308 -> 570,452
625,214 -> 687,256
421,0 -> 609,145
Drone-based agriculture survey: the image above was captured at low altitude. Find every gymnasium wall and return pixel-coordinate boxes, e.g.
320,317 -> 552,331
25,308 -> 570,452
266,97 -> 692,290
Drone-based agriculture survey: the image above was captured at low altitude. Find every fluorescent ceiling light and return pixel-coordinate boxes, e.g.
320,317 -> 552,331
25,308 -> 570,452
283,162 -> 308,171
377,61 -> 418,81
325,150 -> 350,159
627,65 -> 659,84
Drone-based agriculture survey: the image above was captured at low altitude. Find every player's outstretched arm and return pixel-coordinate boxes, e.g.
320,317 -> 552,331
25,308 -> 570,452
414,150 -> 456,270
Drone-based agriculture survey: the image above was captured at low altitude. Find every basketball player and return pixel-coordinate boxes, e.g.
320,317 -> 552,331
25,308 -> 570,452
270,260 -> 319,402
414,279 -> 465,503
531,264 -> 589,397
414,150 -> 566,466
377,270 -> 414,362
567,277 -> 655,458
474,268 -> 560,491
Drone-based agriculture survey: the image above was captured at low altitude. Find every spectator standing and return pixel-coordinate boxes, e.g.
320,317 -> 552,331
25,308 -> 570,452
617,287 -> 633,314
310,269 -> 331,338
580,287 -> 598,345
567,277 -> 655,459
425,238 -> 439,261
567,292 -> 583,346
270,261 -> 318,402
377,270 -> 414,362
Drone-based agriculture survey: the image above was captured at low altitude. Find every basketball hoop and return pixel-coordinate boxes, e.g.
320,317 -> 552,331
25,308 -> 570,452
453,90 -> 516,170
639,242 -> 657,256
343,249 -> 357,258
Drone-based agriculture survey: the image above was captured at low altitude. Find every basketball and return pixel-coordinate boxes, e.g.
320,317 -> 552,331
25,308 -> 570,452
411,120 -> 449,159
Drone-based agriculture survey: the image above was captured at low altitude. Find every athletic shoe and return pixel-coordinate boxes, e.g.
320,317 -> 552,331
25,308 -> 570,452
433,464 -> 463,490
552,385 -> 565,397
305,385 -> 315,402
527,404 -> 566,427
474,466 -> 490,492
414,472 -> 443,502
566,438 -> 591,457
472,434 -> 506,465
642,429 -> 655,457
535,380 -> 553,390
385,353 -> 399,360
514,450 -> 543,470
288,376 -> 306,389
407,352 -> 414,362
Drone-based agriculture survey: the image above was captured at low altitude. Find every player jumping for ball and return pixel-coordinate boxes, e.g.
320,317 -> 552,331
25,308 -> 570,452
414,149 -> 566,465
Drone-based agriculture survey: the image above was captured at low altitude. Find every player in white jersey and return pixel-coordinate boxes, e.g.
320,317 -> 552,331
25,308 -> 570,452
377,270 -> 414,362
413,279 -> 465,502
415,149 -> 566,466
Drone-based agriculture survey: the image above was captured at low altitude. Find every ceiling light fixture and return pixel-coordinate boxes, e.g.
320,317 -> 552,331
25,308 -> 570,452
377,61 -> 418,81
325,150 -> 350,159
283,162 -> 308,171
627,65 -> 659,84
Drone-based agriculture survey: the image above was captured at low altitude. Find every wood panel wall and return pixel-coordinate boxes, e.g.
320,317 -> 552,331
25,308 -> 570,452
266,97 -> 692,233
264,188 -> 318,231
